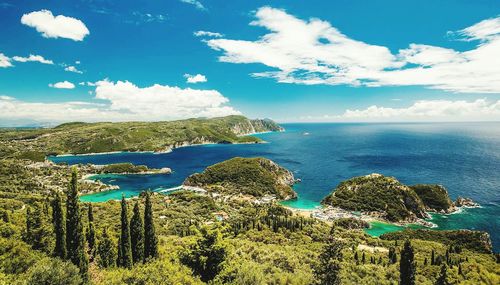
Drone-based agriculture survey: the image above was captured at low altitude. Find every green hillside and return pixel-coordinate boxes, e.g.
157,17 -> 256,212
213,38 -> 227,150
0,115 -> 283,159
183,157 -> 297,200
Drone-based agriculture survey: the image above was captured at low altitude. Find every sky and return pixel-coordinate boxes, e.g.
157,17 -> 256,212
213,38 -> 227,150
0,0 -> 500,126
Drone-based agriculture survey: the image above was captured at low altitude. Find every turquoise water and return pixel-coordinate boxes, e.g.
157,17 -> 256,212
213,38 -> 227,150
49,123 -> 500,250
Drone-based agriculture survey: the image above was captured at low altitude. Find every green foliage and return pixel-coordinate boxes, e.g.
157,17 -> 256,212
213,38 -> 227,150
130,201 -> 144,264
332,218 -> 369,230
65,168 -> 89,282
23,257 -> 82,285
314,237 -> 344,285
118,195 -> 133,268
380,229 -> 492,253
181,226 -> 227,282
410,184 -> 454,212
0,238 -> 41,274
25,202 -> 52,253
322,174 -> 427,222
97,228 -> 116,268
184,157 -> 296,199
51,192 -> 66,259
436,264 -> 449,285
144,192 -> 159,261
400,240 -> 416,285
86,203 -> 96,259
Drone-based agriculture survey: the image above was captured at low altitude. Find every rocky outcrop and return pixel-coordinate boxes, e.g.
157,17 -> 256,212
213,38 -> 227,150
410,184 -> 457,213
455,197 -> 480,208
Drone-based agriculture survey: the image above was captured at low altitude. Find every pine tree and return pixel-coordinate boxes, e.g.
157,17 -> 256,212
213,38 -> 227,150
86,203 -> 96,260
118,195 -> 133,268
130,201 -> 144,264
313,236 -> 344,285
97,228 -> 116,268
143,191 -> 158,261
51,192 -> 66,259
400,240 -> 416,285
436,264 -> 449,285
65,168 -> 89,282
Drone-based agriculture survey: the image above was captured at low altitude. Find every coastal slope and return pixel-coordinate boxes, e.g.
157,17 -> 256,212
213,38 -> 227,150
0,115 -> 283,159
183,157 -> 297,200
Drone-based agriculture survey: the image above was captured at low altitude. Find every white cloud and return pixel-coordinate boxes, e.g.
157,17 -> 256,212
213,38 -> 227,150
0,80 -> 241,125
180,0 -> 206,11
298,99 -> 500,122
184,73 -> 207,83
194,30 -> 223,37
64,65 -> 83,74
12,54 -> 53,64
0,53 -> 12,68
49,81 -> 75,89
21,10 -> 89,41
205,7 -> 500,94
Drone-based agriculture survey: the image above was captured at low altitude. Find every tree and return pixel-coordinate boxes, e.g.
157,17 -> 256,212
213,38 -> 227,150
25,203 -> 51,252
86,203 -> 96,259
362,251 -> 366,264
143,191 -> 158,261
97,228 -> 116,268
389,247 -> 398,264
51,192 -> 66,259
400,240 -> 416,285
118,195 -> 133,268
24,257 -> 82,285
431,249 -> 435,265
436,264 -> 449,285
65,168 -> 88,282
130,201 -> 144,264
314,236 -> 344,285
181,226 -> 227,282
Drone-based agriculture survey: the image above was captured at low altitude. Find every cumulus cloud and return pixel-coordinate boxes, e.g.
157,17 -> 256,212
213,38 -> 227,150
299,99 -> 500,122
194,30 -> 223,37
21,10 -> 90,41
64,65 -> 83,74
184,73 -> 207,83
205,7 -> 500,93
12,54 -> 53,64
180,0 -> 206,11
0,53 -> 12,68
49,81 -> 75,89
0,80 -> 240,125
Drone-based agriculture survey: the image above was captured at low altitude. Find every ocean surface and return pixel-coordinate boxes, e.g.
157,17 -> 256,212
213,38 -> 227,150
49,123 -> 500,250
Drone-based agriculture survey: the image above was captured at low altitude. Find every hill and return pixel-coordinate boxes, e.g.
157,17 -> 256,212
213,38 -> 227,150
183,157 -> 297,200
321,174 -> 428,222
0,115 -> 283,159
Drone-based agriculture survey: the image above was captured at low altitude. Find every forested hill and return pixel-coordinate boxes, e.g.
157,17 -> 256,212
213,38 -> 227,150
0,115 -> 283,159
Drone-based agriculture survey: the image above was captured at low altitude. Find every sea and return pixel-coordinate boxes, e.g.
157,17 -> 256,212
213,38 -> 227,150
49,123 -> 500,251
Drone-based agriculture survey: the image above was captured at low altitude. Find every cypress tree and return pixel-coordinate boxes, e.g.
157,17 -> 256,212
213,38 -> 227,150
52,192 -> 66,259
86,203 -> 96,259
97,228 -> 116,268
130,201 -> 144,264
25,207 -> 33,244
313,237 -> 344,285
431,249 -> 435,265
26,203 -> 51,252
65,168 -> 89,282
362,251 -> 366,264
143,191 -> 158,261
400,240 -> 416,285
118,195 -> 133,268
436,264 -> 449,285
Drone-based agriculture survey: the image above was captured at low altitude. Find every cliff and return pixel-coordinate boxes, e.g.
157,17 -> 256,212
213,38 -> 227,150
183,157 -> 297,200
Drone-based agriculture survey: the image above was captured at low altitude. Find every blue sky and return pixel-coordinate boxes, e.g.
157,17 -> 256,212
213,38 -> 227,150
0,0 -> 499,126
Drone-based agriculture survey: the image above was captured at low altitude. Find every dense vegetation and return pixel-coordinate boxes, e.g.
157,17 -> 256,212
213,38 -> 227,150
100,163 -> 150,174
381,229 -> 493,254
0,115 -> 282,158
322,174 -> 428,222
0,119 -> 498,284
410,184 -> 455,212
184,157 -> 297,199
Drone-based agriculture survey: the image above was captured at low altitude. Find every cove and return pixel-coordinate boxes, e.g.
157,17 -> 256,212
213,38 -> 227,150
49,122 -> 500,250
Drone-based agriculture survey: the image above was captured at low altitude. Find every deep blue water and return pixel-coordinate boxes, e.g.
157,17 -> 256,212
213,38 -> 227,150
50,123 -> 500,250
